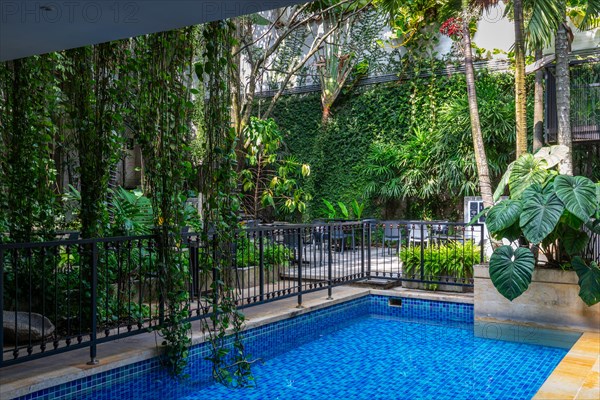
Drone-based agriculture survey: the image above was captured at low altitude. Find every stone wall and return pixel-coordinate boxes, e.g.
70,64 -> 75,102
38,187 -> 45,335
474,264 -> 600,332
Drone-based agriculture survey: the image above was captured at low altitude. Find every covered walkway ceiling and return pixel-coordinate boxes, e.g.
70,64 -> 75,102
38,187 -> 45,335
1,0 -> 307,61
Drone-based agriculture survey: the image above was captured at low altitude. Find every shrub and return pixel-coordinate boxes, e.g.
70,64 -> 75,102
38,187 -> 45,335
235,236 -> 293,270
399,240 -> 480,290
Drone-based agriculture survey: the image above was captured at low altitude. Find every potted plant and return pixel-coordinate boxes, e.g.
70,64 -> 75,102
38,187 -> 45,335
482,145 -> 600,306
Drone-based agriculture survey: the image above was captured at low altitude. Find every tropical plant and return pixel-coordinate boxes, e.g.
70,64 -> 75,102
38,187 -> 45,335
350,199 -> 366,219
240,117 -> 311,220
320,199 -> 338,219
316,3 -> 368,124
400,240 -> 480,290
229,0 -> 372,136
109,187 -> 154,236
235,236 -> 293,269
338,201 -> 350,219
515,0 -> 600,172
485,145 -> 600,306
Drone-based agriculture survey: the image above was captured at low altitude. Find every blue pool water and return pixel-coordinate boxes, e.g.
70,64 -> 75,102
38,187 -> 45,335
24,297 -> 570,400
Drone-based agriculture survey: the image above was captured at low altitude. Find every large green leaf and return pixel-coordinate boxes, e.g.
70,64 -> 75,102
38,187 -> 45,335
487,200 -> 522,233
491,222 -> 522,242
493,161 -> 514,202
554,175 -> 597,222
560,226 -> 590,257
572,257 -> 600,306
533,145 -> 569,169
519,187 -> 564,244
509,155 -> 549,199
489,246 -> 536,301
560,210 -> 585,230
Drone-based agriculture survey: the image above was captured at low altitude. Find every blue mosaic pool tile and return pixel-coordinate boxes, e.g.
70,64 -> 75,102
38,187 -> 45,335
16,295 -> 567,400
369,295 -> 473,323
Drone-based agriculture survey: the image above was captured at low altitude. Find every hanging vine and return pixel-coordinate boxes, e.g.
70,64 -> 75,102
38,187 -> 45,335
198,20 -> 255,387
131,28 -> 196,377
63,43 -> 127,238
0,55 -> 59,243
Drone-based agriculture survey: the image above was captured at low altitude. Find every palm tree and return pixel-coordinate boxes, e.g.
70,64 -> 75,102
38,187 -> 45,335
460,1 -> 495,208
555,1 -> 573,174
533,48 -> 545,152
521,0 -> 562,152
513,0 -> 527,157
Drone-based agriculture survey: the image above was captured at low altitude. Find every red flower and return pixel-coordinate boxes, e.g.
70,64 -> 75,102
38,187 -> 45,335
440,17 -> 464,40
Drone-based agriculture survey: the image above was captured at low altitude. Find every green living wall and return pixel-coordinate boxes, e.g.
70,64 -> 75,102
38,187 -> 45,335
269,70 -> 530,221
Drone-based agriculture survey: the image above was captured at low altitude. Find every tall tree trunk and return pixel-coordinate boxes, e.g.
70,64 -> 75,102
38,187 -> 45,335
513,0 -> 527,157
461,14 -> 494,208
533,48 -> 545,152
555,3 -> 573,175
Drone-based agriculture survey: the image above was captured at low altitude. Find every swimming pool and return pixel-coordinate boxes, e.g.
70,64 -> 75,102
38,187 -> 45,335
21,296 -> 572,400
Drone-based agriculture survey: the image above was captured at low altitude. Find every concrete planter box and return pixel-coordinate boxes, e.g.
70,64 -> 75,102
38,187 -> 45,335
474,264 -> 600,331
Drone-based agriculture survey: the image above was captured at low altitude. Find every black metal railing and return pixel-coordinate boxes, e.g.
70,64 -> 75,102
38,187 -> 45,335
545,60 -> 600,143
1,220 -> 484,367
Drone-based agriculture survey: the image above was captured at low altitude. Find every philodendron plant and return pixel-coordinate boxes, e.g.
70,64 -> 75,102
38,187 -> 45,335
484,145 -> 600,306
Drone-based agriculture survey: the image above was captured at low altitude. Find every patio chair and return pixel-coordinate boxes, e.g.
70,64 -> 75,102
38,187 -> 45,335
382,221 -> 402,255
408,224 -> 429,247
283,230 -> 305,265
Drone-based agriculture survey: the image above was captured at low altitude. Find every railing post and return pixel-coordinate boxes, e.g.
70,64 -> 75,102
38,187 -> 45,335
367,222 -> 372,280
0,247 -> 4,368
420,223 -> 425,282
88,242 -> 99,365
360,222 -> 365,279
190,238 -> 199,298
327,224 -> 333,300
297,228 -> 304,308
480,225 -> 485,263
259,230 -> 265,302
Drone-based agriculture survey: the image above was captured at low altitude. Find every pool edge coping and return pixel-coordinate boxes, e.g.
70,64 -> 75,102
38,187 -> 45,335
533,331 -> 600,400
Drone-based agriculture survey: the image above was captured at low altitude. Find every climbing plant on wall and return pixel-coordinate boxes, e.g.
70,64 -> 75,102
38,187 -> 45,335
271,69 -> 529,220
63,43 -> 128,239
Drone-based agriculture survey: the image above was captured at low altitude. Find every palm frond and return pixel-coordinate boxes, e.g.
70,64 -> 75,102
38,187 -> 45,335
579,0 -> 600,30
524,0 -> 562,49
